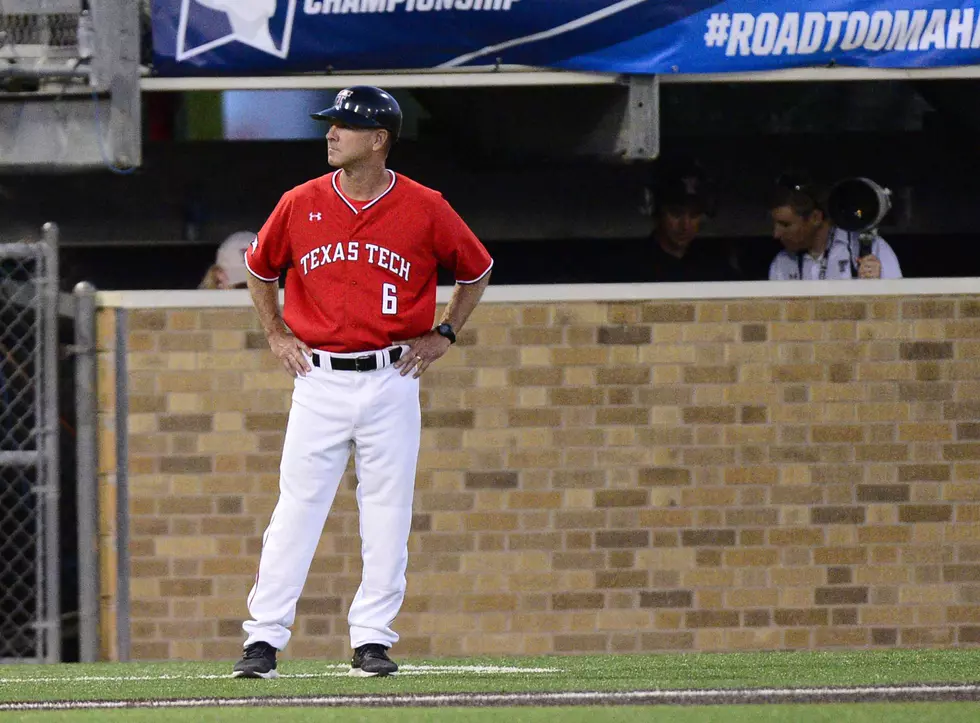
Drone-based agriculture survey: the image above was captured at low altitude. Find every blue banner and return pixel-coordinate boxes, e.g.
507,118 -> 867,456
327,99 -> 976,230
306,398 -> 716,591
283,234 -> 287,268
152,1 -> 980,76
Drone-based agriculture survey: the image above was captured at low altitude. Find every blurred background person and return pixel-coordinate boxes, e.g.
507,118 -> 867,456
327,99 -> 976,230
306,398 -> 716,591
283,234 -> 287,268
768,173 -> 902,281
646,155 -> 741,282
199,231 -> 255,290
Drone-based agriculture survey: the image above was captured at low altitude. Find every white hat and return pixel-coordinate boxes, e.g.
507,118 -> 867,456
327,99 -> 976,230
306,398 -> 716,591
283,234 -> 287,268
215,231 -> 255,288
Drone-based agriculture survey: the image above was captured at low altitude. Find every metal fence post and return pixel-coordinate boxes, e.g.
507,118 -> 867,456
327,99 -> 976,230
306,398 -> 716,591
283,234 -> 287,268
73,282 -> 99,663
114,309 -> 130,663
40,223 -> 61,664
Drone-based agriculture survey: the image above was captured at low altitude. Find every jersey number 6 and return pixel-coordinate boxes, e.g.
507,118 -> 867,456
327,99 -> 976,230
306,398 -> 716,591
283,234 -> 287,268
382,283 -> 397,315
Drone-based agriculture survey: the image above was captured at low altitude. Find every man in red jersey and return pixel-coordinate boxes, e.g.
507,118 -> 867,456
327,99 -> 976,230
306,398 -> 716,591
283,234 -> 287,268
232,86 -> 493,680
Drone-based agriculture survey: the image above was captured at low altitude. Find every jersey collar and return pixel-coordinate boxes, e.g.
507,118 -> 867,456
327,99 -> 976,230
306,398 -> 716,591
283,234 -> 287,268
331,169 -> 397,215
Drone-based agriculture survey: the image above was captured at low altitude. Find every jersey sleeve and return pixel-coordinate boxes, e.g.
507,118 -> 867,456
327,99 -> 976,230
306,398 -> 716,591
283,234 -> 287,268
430,196 -> 493,284
874,237 -> 903,279
245,193 -> 294,281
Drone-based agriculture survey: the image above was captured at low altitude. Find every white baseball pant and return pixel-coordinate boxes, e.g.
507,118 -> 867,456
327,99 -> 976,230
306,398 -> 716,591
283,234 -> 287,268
242,345 -> 420,651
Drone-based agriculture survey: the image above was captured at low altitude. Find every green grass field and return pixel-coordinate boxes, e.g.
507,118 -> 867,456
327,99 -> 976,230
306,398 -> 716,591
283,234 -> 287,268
1,649 -> 979,722
3,704 -> 980,723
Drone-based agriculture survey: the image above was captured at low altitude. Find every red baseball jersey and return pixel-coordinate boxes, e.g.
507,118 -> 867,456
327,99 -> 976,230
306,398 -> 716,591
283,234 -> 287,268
245,170 -> 493,353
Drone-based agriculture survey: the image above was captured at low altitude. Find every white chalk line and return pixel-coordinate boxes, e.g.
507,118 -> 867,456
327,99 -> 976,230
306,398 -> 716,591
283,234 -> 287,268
0,664 -> 559,685
3,683 -> 980,711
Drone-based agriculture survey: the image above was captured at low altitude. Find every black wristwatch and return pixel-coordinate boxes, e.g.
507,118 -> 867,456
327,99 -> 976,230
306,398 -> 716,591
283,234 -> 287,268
435,323 -> 456,344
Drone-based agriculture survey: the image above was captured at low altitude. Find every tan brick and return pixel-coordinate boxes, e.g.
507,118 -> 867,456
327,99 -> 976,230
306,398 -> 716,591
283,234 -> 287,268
724,467 -> 778,485
639,468 -> 690,486
944,443 -> 980,460
639,342 -> 696,364
724,549 -> 778,567
683,366 -> 737,384
899,423 -> 954,442
506,408 -> 560,428
815,302 -> 867,321
597,325 -> 650,345
812,425 -> 864,443
740,324 -> 767,343
682,406 -> 736,424
155,537 -> 215,558
726,588 -> 778,608
550,347 -> 609,366
771,363 -> 824,382
815,628 -> 869,647
725,302 -> 782,322
510,328 -> 562,345
596,571 -> 648,588
594,366 -> 650,386
857,485 -> 909,502
548,388 -> 603,406
635,509 -> 692,530
771,322 -> 825,341
898,382 -> 953,402
904,300 -> 955,318
814,547 -> 867,565
681,529 -> 735,547
594,490 -> 648,508
129,310 -> 166,331
159,578 -> 213,597
901,627 -> 954,646
686,610 -> 739,628
641,303 -> 695,323
899,505 -> 952,523
857,526 -> 912,543
596,407 -> 649,425
553,593 -> 604,611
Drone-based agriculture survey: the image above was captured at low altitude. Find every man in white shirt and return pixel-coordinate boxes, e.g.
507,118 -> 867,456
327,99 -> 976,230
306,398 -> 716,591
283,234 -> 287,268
768,174 -> 902,281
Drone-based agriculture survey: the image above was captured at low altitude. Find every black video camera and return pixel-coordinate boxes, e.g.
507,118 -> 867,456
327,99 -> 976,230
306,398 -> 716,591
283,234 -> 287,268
826,177 -> 892,257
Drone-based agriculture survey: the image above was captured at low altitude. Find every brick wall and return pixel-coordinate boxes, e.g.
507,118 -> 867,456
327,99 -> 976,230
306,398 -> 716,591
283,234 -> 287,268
96,294 -> 980,661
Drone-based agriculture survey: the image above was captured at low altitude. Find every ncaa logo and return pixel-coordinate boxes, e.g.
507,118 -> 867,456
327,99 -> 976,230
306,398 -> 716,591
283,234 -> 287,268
176,0 -> 297,62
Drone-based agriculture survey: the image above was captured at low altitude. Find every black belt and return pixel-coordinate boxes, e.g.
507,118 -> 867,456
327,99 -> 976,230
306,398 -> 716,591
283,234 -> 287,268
312,346 -> 402,372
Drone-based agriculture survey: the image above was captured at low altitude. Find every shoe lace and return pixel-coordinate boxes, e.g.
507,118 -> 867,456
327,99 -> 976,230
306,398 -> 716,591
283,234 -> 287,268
244,642 -> 274,660
360,644 -> 390,659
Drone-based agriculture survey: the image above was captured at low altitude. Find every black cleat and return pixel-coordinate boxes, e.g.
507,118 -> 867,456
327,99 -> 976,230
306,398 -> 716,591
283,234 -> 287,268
232,641 -> 279,679
349,643 -> 398,677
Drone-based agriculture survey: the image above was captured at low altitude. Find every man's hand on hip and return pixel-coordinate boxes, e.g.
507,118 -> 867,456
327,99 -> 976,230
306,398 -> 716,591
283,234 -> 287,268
269,330 -> 313,377
394,331 -> 452,379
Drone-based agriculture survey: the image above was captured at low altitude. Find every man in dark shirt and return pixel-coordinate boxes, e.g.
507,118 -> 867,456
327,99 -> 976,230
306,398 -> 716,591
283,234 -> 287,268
647,159 -> 739,282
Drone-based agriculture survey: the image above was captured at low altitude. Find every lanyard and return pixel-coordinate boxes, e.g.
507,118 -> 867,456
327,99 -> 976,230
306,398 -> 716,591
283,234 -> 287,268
797,248 -> 830,280
797,227 -> 839,280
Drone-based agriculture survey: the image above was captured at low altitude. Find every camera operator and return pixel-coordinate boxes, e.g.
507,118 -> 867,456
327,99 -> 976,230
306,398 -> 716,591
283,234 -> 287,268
767,173 -> 902,281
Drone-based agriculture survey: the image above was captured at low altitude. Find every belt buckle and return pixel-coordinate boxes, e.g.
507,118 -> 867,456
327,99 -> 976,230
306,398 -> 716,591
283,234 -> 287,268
354,354 -> 373,372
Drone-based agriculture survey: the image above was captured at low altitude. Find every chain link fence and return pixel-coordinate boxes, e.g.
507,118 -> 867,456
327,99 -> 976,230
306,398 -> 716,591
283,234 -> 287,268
0,237 -> 60,663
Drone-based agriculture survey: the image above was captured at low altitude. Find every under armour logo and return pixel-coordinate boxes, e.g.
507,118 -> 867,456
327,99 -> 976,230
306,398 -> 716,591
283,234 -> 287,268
309,212 -> 322,221
335,89 -> 353,107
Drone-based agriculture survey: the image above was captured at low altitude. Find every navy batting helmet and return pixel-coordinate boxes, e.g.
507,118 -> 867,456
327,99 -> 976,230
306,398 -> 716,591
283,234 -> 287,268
311,86 -> 402,141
